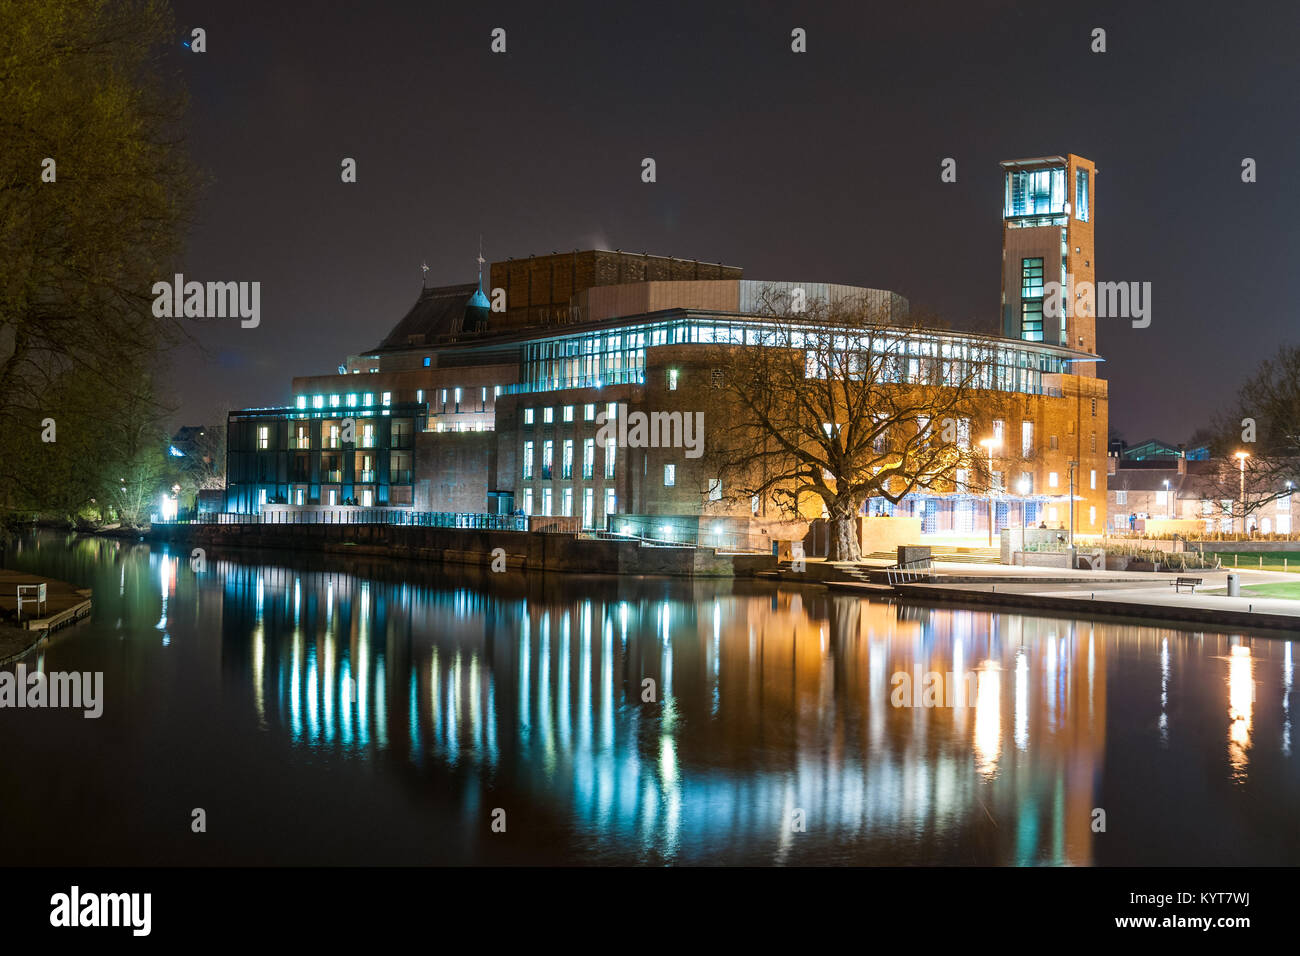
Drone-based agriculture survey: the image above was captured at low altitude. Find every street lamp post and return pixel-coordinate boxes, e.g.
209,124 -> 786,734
1235,451 -> 1250,535
1017,477 -> 1030,566
979,437 -> 1000,547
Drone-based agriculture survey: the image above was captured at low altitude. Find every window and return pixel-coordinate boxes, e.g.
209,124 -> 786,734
664,464 -> 676,487
257,426 -> 269,449
1075,168 -> 1090,222
668,369 -> 678,390
542,488 -> 553,516
1156,490 -> 1168,506
711,368 -> 725,389
562,439 -> 573,479
347,393 -> 358,407
454,387 -> 461,413
993,420 -> 1005,445
327,425 -> 340,448
329,394 -> 341,407
1089,506 -> 1096,525
524,408 -> 534,425
583,439 -> 594,479
957,418 -> 971,450
1021,257 -> 1045,342
751,495 -> 760,515
1116,490 -> 1128,505
1049,435 -> 1059,450
1019,471 -> 1032,494
542,440 -> 553,479
605,402 -> 617,422
543,407 -> 554,424
328,489 -> 337,505
361,423 -> 375,448
381,391 -> 391,406
1280,494 -> 1291,513
1090,432 -> 1097,453
604,488 -> 617,518
583,403 -> 596,421
1090,469 -> 1097,490
1049,472 -> 1059,488
295,488 -> 304,505
1090,397 -> 1097,416
523,440 -> 534,480
604,440 -> 616,479
296,396 -> 306,410
708,478 -> 722,501
1279,515 -> 1292,534
1021,421 -> 1033,458
583,488 -> 594,528
363,392 -> 374,407
259,488 -> 267,505
1005,167 -> 1066,218
481,386 -> 487,411
423,356 -> 431,367
312,395 -> 324,409
523,488 -> 534,515
562,487 -> 573,517
562,405 -> 574,422
361,489 -> 373,506
439,389 -> 447,410
955,469 -> 968,493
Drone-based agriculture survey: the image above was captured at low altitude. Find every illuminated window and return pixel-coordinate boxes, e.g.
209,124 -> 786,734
584,403 -> 596,421
562,439 -> 573,479
523,440 -> 534,480
583,439 -> 594,479
604,488 -> 616,517
604,440 -> 616,479
523,488 -> 533,515
708,478 -> 722,500
668,369 -> 678,390
257,426 -> 269,450
295,396 -> 306,410
562,487 -> 573,517
542,488 -> 553,516
1075,168 -> 1089,222
423,356 -> 431,367
664,464 -> 675,487
1090,469 -> 1097,490
329,394 -> 340,407
1049,472 -> 1059,488
382,391 -> 391,406
1021,420 -> 1033,458
542,440 -> 553,479
312,395 -> 324,409
543,407 -> 554,424
563,405 -> 574,422
346,393 -> 358,407
583,488 -> 594,528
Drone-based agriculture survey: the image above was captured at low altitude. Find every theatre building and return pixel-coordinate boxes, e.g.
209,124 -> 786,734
225,154 -> 1109,544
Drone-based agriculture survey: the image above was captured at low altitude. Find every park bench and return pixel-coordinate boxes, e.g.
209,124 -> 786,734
16,582 -> 47,620
1172,576 -> 1203,594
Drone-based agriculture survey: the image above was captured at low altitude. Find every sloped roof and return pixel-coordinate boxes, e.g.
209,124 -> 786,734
372,283 -> 487,351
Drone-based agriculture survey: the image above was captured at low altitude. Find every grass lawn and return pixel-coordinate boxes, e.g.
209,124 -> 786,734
1209,552 -> 1300,573
1241,581 -> 1300,600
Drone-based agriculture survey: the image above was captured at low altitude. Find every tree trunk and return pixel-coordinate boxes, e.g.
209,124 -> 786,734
827,501 -> 862,562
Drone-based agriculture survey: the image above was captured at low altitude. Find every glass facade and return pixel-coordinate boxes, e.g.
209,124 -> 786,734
1004,166 -> 1066,217
514,312 -> 1074,399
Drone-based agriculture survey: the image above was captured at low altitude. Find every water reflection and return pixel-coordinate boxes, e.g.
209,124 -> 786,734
2,533 -> 1298,866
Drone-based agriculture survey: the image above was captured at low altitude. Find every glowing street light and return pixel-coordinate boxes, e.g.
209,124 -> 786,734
1235,451 -> 1250,534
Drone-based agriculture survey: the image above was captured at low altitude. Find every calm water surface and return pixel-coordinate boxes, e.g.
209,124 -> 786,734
1,532 -> 1296,865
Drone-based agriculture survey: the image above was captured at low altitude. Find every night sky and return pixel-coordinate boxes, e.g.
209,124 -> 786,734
166,0 -> 1299,444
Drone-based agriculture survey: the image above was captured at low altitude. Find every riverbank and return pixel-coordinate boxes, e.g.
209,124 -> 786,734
811,562 -> 1300,634
0,568 -> 93,662
147,522 -> 776,577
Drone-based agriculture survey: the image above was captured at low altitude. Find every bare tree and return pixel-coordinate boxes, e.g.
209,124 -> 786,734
702,287 -> 997,561
1202,345 -> 1300,524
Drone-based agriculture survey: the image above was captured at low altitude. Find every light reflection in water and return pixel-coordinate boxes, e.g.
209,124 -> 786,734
4,534 -> 1298,866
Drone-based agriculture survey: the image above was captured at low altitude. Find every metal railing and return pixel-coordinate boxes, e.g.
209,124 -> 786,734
169,510 -> 528,530
886,557 -> 936,585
